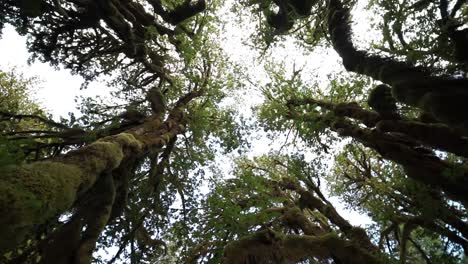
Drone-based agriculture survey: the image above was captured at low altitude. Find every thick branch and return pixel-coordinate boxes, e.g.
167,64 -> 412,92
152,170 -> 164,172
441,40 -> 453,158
224,229 -> 385,264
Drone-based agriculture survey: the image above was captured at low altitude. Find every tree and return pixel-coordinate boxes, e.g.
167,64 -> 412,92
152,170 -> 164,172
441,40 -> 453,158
0,67 -> 51,164
1,0 -> 467,263
182,155 -> 390,263
330,144 -> 466,263
367,0 -> 468,71
0,1 -> 246,263
215,0 -> 467,262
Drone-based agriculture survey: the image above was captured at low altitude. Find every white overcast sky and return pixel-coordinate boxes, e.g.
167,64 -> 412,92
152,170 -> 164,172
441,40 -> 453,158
0,25 -> 110,118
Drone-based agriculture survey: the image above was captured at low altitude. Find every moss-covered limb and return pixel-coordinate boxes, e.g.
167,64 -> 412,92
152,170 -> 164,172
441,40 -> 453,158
377,120 -> 468,158
327,0 -> 426,84
0,133 -> 141,253
288,95 -> 468,158
166,0 -> 207,25
223,229 -> 328,264
281,207 -> 358,264
0,88 -> 197,253
287,98 -> 381,127
392,216 -> 468,253
367,84 -> 399,120
282,207 -> 325,236
333,119 -> 468,204
131,113 -> 184,148
326,0 -> 467,89
120,0 -> 206,26
405,215 -> 468,256
327,0 -> 468,128
0,161 -> 83,253
375,142 -> 468,204
223,229 -> 387,264
279,178 -> 380,253
7,113 -> 148,153
287,97 -> 336,110
417,90 -> 468,129
333,102 -> 382,126
297,234 -> 388,264
407,193 -> 468,241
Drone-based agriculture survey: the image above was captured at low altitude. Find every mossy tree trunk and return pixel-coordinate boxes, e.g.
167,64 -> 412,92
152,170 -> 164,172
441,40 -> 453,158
222,177 -> 390,264
0,90 -> 201,261
287,98 -> 468,205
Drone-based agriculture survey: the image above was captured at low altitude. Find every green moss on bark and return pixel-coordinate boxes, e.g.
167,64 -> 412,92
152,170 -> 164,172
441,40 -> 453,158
0,133 -> 142,253
0,162 -> 83,251
224,230 -> 388,264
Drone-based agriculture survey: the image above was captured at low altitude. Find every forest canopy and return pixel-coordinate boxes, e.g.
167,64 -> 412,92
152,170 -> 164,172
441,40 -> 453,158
0,0 -> 467,263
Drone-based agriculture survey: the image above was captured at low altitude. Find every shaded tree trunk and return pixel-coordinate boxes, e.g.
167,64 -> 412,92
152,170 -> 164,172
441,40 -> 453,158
327,0 -> 468,130
0,90 -> 201,255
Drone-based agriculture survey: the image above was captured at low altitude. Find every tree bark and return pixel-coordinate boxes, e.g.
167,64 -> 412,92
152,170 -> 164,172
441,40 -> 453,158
0,90 -> 201,253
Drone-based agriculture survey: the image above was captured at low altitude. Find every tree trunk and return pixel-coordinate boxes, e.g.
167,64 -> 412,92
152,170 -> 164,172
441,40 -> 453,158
0,90 -> 199,253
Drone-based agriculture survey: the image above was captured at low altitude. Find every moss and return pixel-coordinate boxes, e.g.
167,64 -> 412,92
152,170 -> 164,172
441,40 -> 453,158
0,161 -> 83,252
224,230 -> 284,264
84,142 -> 123,170
64,136 -> 133,190
224,230 -> 333,263
281,233 -> 333,261
292,233 -> 387,264
0,133 -> 141,253
108,133 -> 143,152
224,230 -> 389,264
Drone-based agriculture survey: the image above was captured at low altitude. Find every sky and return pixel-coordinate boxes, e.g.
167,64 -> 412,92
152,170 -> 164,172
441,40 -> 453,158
0,25 -> 110,118
0,2 -> 375,229
214,2 -> 376,226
